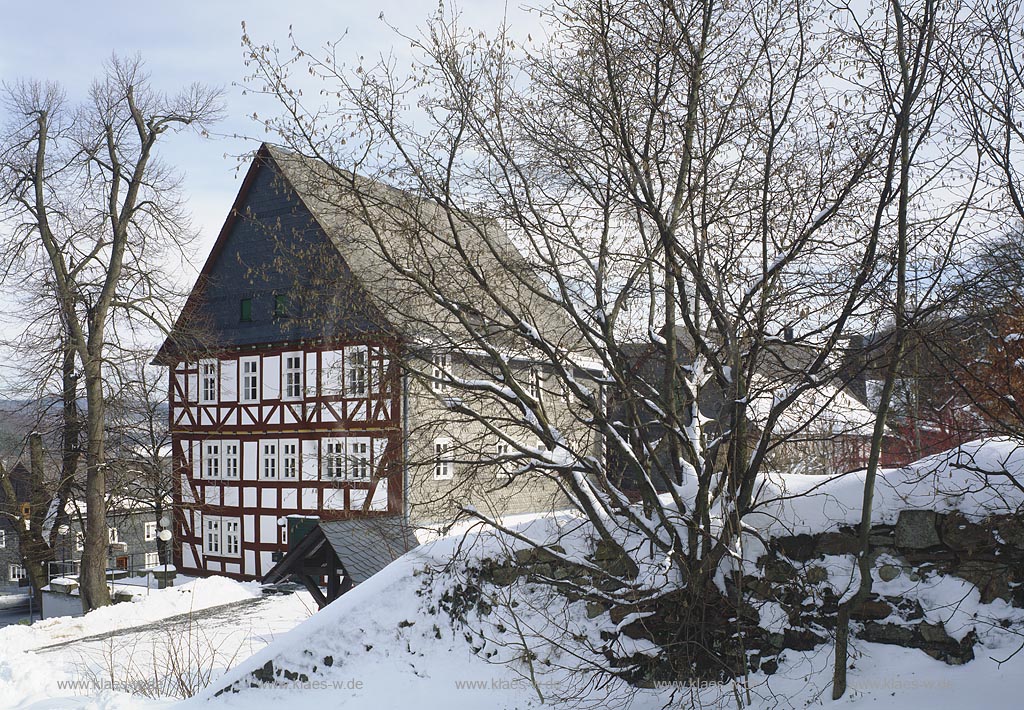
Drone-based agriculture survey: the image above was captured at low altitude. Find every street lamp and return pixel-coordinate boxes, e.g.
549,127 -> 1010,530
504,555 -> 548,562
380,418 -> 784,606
157,523 -> 173,588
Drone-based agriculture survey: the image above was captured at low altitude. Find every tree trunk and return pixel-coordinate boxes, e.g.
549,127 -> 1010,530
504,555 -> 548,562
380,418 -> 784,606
78,365 -> 111,611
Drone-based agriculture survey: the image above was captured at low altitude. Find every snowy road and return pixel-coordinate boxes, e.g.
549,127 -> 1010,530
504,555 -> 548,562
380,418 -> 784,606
31,595 -> 270,652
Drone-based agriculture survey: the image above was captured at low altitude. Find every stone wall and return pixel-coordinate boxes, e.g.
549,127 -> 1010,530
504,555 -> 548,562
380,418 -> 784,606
474,508 -> 1024,682
739,508 -> 1024,670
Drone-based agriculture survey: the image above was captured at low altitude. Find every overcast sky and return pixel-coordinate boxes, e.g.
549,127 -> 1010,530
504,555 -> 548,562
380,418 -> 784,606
0,0 -> 539,265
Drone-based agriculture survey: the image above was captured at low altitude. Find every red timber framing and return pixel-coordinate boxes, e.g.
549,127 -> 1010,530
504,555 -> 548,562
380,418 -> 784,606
169,337 -> 403,580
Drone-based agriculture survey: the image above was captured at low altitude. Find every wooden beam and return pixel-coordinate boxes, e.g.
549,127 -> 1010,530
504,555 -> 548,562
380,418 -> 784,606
300,574 -> 329,608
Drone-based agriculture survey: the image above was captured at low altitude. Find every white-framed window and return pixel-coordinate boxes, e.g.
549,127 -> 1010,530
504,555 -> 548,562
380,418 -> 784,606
223,519 -> 241,556
528,367 -> 543,403
348,441 -> 370,481
434,438 -> 454,480
144,521 -> 157,542
204,517 -> 221,556
496,438 -> 513,477
76,532 -> 84,552
283,353 -> 303,400
323,438 -> 345,478
240,356 -> 260,403
204,441 -> 221,479
203,515 -> 241,559
431,351 -> 450,393
0,530 -> 5,548
282,441 -> 299,479
261,441 -> 278,479
144,551 -> 160,567
322,438 -> 371,480
199,359 -> 218,403
108,527 -> 119,544
223,441 -> 240,479
347,349 -> 367,396
9,564 -> 25,583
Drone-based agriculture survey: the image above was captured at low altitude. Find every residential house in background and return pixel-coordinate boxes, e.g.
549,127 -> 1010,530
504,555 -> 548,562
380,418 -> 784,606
609,336 -> 879,491
156,144 -> 597,580
0,465 -> 162,590
840,323 -> 991,466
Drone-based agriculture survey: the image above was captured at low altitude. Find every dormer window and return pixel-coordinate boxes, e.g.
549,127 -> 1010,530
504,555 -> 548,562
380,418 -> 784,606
274,294 -> 289,319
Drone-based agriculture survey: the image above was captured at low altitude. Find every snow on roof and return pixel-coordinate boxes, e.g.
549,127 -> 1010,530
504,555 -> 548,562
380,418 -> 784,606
747,376 -> 876,437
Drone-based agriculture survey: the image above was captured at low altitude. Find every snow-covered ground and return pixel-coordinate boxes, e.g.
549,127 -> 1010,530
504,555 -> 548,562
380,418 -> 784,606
3,438 -> 1024,709
0,577 -> 316,709
193,438 -> 1024,710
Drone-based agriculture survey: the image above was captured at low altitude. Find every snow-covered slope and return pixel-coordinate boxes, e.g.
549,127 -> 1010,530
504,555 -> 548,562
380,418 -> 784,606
196,439 -> 1024,710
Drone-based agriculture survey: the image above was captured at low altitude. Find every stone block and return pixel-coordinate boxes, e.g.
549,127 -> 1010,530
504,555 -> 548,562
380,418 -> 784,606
895,510 -> 942,550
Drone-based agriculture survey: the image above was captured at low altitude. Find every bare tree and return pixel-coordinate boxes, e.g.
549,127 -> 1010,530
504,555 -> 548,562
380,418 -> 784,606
0,55 -> 222,610
105,356 -> 173,565
242,0 -> 995,694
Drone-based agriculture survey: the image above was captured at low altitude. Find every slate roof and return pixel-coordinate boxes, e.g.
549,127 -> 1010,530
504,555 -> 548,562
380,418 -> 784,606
318,516 -> 419,584
265,145 -> 591,355
156,142 -> 593,362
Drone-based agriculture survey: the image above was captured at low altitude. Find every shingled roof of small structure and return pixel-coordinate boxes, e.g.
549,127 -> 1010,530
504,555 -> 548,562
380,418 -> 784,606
318,516 -> 419,584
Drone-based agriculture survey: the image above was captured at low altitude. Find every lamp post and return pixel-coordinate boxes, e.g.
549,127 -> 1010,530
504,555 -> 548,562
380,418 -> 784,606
56,524 -> 69,581
157,521 -> 172,589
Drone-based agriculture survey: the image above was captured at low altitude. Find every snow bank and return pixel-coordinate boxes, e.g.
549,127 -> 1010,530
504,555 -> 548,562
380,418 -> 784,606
745,437 -> 1024,538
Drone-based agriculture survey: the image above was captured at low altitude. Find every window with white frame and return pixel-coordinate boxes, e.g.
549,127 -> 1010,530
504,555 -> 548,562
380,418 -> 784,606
323,439 -> 345,478
76,532 -> 84,551
199,359 -> 218,403
223,442 -> 239,479
223,519 -> 241,556
282,441 -> 299,479
431,351 -> 450,392
108,527 -> 119,544
144,551 -> 160,567
144,521 -> 157,542
528,367 -> 543,403
204,441 -> 221,479
9,564 -> 25,582
283,353 -> 303,400
347,349 -> 367,396
496,438 -> 513,477
348,441 -> 370,481
204,517 -> 221,555
261,441 -> 278,479
240,357 -> 260,403
434,438 -> 454,480
0,530 -> 5,548
203,515 -> 241,558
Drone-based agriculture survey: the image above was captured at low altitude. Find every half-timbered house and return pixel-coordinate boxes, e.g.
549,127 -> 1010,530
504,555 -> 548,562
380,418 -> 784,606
156,144 -> 593,580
